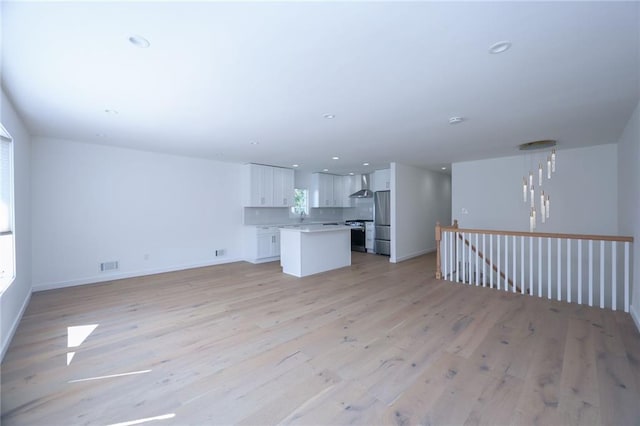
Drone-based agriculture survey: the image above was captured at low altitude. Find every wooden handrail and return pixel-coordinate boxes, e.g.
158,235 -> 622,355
438,226 -> 633,243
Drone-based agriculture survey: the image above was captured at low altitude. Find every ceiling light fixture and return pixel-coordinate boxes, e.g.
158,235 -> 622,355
489,40 -> 511,54
449,116 -> 463,124
349,172 -> 354,176
363,162 -> 369,166
104,109 -> 118,115
292,164 -> 299,168
323,168 -> 329,172
129,35 -> 150,48
519,140 -> 558,232
441,167 -> 447,170
323,114 -> 335,119
332,156 -> 339,160
250,141 -> 259,145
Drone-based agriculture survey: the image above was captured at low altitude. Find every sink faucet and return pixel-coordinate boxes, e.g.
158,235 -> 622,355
299,211 -> 306,223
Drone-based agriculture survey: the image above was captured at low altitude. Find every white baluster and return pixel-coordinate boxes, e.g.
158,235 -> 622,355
512,235 -> 517,293
482,234 -> 486,287
547,238 -> 552,299
611,243 -> 617,311
567,239 -> 571,304
578,240 -> 582,305
557,239 -> 562,301
538,237 -> 542,298
489,234 -> 494,289
443,231 -> 448,280
462,232 -> 466,284
520,236 -> 525,294
456,232 -> 460,283
600,241 -> 605,309
449,231 -> 454,283
497,235 -> 501,290
529,237 -> 533,296
475,233 -> 479,286
589,240 -> 594,307
504,235 -> 509,292
625,242 -> 630,313
468,233 -> 473,284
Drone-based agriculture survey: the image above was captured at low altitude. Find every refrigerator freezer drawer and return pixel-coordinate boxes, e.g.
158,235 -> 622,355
374,239 -> 390,256
375,225 -> 390,241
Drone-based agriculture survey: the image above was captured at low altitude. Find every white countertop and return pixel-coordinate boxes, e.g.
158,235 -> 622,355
279,224 -> 351,233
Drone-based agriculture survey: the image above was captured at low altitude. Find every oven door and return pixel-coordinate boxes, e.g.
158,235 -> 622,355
350,227 -> 366,252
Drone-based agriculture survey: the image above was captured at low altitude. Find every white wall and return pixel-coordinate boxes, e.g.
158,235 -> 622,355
31,138 -> 244,290
452,144 -> 618,235
1,89 -> 32,359
391,162 -> 452,263
617,101 -> 640,330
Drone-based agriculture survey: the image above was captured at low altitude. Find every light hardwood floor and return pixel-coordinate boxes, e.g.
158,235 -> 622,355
2,252 -> 639,425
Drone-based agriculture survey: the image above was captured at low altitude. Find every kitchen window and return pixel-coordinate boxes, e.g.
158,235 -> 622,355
0,123 -> 14,292
291,188 -> 309,216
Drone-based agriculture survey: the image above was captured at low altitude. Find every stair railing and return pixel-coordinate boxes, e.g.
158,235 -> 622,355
435,220 -> 634,312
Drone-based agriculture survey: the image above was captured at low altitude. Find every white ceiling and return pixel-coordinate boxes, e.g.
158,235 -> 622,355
2,1 -> 639,175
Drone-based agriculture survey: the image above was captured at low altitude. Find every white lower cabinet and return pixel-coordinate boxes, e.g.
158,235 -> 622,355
245,226 -> 280,263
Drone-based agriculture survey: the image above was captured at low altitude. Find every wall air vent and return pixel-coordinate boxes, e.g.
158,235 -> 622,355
100,261 -> 119,272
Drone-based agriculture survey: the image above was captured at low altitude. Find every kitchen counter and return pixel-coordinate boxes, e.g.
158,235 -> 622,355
280,224 -> 351,233
279,225 -> 351,277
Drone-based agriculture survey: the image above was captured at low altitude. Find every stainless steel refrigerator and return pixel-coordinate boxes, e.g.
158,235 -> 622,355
374,190 -> 391,256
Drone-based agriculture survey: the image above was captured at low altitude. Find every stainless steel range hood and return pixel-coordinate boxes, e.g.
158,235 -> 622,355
349,174 -> 373,198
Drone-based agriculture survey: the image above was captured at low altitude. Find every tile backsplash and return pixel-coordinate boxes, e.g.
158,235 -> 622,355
243,198 -> 374,225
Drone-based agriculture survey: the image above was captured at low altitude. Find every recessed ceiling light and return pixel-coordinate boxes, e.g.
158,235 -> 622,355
250,141 -> 259,145
323,168 -> 329,172
489,40 -> 511,54
441,167 -> 447,170
129,35 -> 150,48
332,156 -> 339,160
449,116 -> 463,124
349,172 -> 354,176
363,162 -> 369,166
292,164 -> 299,168
104,109 -> 118,115
323,114 -> 335,119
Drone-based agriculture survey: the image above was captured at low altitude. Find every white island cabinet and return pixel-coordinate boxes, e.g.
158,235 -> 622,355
280,225 -> 351,277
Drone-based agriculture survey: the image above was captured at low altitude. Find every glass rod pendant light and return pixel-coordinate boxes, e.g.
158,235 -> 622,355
519,140 -> 557,231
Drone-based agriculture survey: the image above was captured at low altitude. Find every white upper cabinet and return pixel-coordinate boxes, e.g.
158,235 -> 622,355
244,164 -> 294,207
273,167 -> 295,207
342,174 -> 361,207
311,173 -> 345,207
333,176 -> 344,207
373,168 -> 391,191
248,164 -> 273,206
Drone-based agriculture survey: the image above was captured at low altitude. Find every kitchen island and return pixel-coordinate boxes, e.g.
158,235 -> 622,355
279,224 -> 351,277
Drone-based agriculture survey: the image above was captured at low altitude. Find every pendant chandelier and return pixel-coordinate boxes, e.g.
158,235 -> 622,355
519,140 -> 557,232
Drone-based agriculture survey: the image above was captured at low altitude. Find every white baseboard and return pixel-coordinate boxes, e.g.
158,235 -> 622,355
631,305 -> 640,334
392,247 -> 436,263
244,256 -> 280,264
32,257 -> 242,292
1,289 -> 31,361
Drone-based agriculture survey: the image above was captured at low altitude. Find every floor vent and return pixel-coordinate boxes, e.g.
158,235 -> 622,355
100,261 -> 119,272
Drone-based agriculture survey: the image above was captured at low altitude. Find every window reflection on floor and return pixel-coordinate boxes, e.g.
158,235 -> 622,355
67,324 -> 98,365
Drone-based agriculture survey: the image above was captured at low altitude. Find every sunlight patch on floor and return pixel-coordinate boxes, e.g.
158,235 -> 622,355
106,413 -> 176,426
68,369 -> 152,383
